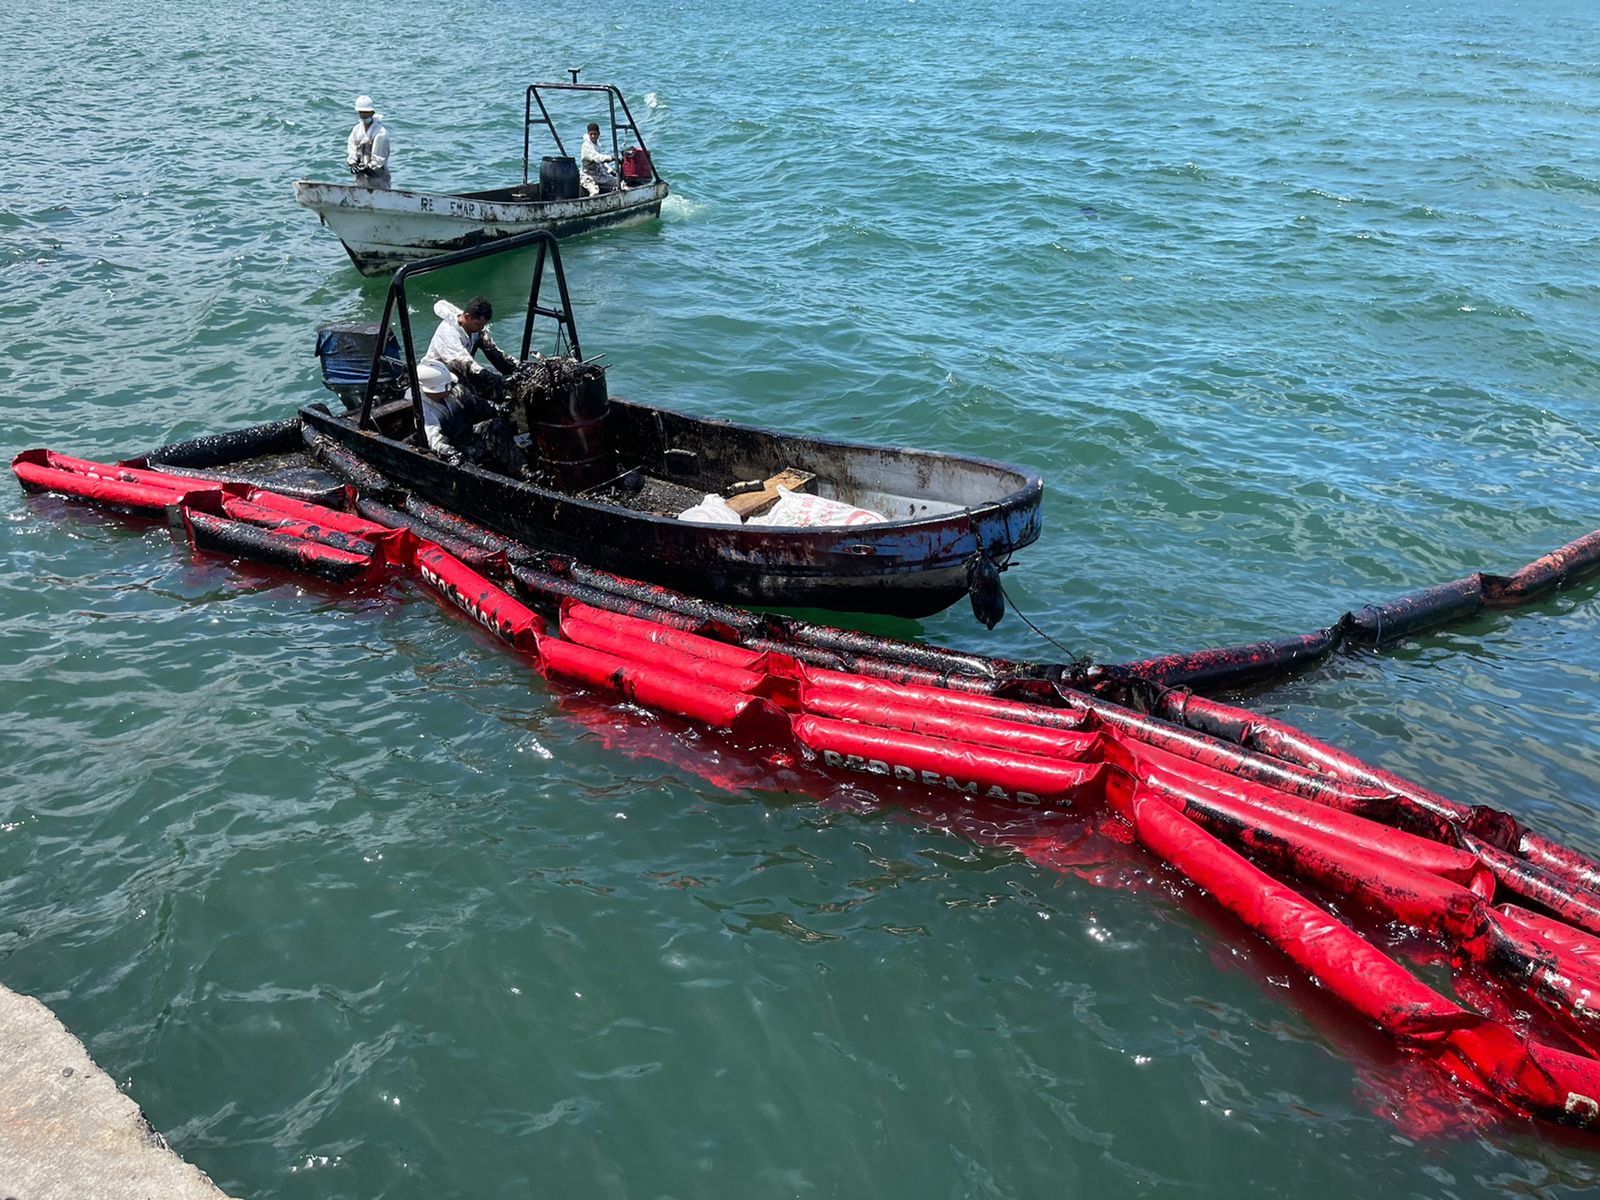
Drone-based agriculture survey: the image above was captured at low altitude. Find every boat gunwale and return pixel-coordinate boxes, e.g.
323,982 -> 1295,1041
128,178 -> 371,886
291,178 -> 668,214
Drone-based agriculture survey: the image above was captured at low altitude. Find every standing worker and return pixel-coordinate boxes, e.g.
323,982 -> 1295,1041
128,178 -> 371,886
346,95 -> 391,189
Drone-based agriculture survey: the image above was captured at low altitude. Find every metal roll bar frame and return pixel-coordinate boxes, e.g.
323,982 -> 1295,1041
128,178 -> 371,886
356,229 -> 583,447
522,80 -> 662,189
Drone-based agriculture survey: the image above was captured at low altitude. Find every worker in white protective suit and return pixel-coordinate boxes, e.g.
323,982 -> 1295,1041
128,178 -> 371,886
346,94 -> 391,189
426,297 -> 520,400
579,122 -> 618,196
413,359 -> 522,474
415,360 -> 471,464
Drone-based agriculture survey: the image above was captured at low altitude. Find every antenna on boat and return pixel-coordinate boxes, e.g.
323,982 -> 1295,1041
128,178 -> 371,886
567,67 -> 582,84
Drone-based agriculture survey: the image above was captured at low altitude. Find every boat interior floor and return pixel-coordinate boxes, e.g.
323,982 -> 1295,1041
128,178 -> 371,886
458,185 -> 545,203
356,401 -> 751,516
579,469 -> 705,516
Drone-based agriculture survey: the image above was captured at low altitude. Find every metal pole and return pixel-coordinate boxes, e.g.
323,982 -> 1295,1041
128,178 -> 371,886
522,86 -> 533,186
359,289 -> 399,431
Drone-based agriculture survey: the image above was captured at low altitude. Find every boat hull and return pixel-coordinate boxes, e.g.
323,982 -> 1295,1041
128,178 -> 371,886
299,400 -> 1043,619
292,180 -> 669,276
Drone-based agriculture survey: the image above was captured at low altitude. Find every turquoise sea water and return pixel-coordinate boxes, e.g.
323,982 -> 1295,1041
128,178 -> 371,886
6,0 -> 1600,1195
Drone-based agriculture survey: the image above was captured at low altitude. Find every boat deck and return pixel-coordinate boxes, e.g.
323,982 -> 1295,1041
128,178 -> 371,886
151,451 -> 346,504
581,470 -> 705,516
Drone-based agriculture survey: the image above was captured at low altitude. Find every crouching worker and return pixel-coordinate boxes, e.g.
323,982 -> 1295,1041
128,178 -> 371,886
415,359 -> 523,476
427,297 -> 519,403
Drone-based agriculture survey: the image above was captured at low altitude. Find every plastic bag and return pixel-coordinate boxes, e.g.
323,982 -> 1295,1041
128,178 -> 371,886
749,487 -> 886,528
677,493 -> 743,524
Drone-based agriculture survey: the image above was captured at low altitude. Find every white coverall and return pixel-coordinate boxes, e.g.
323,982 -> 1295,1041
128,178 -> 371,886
426,300 -> 517,384
346,116 -> 391,189
579,135 -> 618,196
418,378 -> 470,461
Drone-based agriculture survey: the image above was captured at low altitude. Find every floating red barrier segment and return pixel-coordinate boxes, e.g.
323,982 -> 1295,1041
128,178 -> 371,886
1500,903 -> 1600,972
796,665 -> 1093,732
241,488 -> 393,540
215,495 -> 381,559
1119,788 -> 1468,1036
1464,837 -> 1600,939
181,509 -> 375,581
1152,690 -> 1514,840
1041,685 -> 1458,839
800,685 -> 1102,762
560,613 -> 774,695
13,448 -> 201,513
1121,790 -> 1600,1125
1135,743 -> 1488,890
17,466 -> 186,514
542,555 -> 1016,680
1155,690 -> 1600,898
1476,914 -> 1600,1056
15,449 -> 209,495
792,715 -> 1123,809
415,544 -> 543,652
560,600 -> 767,671
536,636 -> 790,744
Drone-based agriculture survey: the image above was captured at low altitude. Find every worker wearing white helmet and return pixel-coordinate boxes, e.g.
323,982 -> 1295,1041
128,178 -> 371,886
414,358 -> 522,475
346,94 -> 391,189
415,360 -> 469,463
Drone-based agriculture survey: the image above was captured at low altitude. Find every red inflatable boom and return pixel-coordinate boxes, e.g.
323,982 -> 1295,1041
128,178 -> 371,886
19,445 -> 1600,1137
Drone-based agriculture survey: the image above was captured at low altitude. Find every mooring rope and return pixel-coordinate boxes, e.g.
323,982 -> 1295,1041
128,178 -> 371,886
995,573 -> 1091,670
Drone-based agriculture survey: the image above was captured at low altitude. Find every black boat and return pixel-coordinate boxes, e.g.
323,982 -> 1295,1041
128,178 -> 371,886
173,232 -> 1044,621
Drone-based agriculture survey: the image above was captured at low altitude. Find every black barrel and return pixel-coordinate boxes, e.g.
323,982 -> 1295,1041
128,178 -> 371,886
539,156 -> 580,201
536,368 -> 611,492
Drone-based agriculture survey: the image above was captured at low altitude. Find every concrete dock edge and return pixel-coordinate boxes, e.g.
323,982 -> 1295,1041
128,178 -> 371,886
0,984 -> 238,1199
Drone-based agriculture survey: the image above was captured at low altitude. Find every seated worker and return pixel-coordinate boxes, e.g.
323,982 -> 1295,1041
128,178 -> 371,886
579,123 -> 619,195
414,359 -> 523,476
346,94 -> 391,189
426,297 -> 519,400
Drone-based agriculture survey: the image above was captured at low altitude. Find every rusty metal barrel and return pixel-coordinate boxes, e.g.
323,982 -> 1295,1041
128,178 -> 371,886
535,366 -> 611,492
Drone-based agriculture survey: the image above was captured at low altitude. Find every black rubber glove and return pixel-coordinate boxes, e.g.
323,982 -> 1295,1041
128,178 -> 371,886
472,367 -> 507,402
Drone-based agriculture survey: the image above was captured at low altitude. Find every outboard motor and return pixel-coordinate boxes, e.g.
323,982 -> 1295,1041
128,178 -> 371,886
314,322 -> 404,410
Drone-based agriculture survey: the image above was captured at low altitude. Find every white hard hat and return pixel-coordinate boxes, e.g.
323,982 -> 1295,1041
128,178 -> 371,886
353,94 -> 376,113
416,360 -> 452,394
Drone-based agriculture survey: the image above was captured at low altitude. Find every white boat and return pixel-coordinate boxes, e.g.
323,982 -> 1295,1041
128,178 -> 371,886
293,80 -> 668,276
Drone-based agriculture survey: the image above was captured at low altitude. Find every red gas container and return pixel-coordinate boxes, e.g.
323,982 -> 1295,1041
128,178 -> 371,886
622,147 -> 654,184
